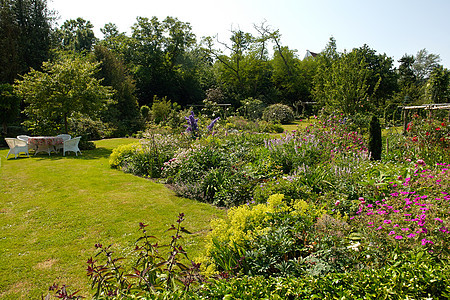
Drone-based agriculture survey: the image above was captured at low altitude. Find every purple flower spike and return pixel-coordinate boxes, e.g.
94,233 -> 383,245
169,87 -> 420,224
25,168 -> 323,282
207,117 -> 220,132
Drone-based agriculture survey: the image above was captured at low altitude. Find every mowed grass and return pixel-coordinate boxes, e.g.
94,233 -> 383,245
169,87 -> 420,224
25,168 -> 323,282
0,138 -> 225,299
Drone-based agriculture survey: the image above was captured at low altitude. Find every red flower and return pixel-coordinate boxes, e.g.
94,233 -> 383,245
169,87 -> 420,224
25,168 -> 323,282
412,136 -> 418,142
426,132 -> 430,136
441,122 -> 445,126
436,127 -> 441,131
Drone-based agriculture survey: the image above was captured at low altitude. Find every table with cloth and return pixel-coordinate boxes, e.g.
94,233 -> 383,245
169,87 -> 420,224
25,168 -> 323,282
28,136 -> 64,155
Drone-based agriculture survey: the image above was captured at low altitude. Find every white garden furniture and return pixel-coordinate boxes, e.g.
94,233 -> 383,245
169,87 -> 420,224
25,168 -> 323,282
5,138 -> 30,159
63,136 -> 82,156
17,135 -> 36,152
17,135 -> 30,142
28,136 -> 62,155
55,134 -> 71,152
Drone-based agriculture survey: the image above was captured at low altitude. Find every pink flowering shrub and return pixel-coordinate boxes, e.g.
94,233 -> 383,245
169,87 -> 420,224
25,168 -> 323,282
351,163 -> 450,258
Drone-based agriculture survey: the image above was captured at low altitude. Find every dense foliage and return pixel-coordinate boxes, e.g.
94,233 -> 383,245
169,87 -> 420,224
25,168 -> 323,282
2,0 -> 449,141
2,1 -> 449,298
42,111 -> 449,298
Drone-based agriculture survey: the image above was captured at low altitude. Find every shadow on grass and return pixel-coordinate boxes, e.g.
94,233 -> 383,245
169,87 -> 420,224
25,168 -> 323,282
29,147 -> 113,161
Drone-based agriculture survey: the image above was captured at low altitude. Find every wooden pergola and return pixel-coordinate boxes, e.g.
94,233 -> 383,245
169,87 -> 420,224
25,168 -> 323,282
401,103 -> 450,134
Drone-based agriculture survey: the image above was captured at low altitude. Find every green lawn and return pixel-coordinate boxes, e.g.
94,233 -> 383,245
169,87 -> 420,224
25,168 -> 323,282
282,119 -> 314,133
0,138 -> 225,299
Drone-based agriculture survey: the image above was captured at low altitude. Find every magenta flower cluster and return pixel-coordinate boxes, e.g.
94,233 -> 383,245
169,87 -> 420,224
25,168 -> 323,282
351,163 -> 449,250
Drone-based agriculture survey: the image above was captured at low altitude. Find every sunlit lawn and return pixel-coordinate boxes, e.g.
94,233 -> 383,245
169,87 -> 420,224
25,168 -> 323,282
282,118 -> 314,133
0,138 -> 225,299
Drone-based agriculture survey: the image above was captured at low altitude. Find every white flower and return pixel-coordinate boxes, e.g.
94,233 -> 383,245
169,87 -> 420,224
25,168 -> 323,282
347,242 -> 361,252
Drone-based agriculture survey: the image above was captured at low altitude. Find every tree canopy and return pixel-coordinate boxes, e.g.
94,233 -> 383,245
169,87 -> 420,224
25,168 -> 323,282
1,2 -> 448,139
14,53 -> 114,134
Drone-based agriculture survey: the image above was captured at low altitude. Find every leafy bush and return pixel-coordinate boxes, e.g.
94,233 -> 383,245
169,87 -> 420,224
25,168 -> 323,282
252,175 -> 314,204
161,133 -> 268,206
151,95 -> 180,125
197,251 -> 450,299
140,105 -> 150,121
69,115 -> 114,140
109,135 -> 181,177
239,97 -> 265,120
109,142 -> 142,169
203,194 -> 324,277
262,103 -> 295,124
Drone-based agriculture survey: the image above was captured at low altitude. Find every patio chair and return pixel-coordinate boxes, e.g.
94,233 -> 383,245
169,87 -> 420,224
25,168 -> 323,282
17,135 -> 36,152
63,136 -> 82,156
55,134 -> 71,152
5,138 -> 30,159
17,135 -> 30,142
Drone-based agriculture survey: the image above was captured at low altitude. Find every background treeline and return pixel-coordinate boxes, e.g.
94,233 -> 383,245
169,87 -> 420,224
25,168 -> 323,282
1,0 -> 449,142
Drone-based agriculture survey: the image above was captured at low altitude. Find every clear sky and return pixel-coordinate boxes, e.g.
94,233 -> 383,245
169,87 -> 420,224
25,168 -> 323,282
48,0 -> 450,67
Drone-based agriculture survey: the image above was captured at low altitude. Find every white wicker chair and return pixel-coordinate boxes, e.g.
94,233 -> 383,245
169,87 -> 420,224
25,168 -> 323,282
5,138 -> 30,159
17,135 -> 30,142
55,134 -> 71,152
17,135 -> 36,152
63,136 -> 82,156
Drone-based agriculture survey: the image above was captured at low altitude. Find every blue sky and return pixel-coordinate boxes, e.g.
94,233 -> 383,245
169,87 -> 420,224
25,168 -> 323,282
49,0 -> 450,67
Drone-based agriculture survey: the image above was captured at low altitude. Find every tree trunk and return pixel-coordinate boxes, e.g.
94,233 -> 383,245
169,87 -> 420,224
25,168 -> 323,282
2,121 -> 7,135
64,113 -> 68,133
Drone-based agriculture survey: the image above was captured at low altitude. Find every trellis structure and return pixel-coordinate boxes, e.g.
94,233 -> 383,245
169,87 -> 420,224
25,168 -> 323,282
401,103 -> 450,134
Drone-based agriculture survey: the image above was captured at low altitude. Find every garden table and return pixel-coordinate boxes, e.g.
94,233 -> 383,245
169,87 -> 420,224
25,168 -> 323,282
28,136 -> 64,155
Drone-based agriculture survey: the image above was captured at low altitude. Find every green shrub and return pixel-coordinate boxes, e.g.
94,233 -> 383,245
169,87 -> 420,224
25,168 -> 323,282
162,133 -> 267,206
140,105 -> 150,121
151,95 -> 180,125
252,175 -> 314,204
239,97 -> 265,121
196,251 -> 450,299
258,120 -> 284,133
69,115 -> 114,140
109,142 -> 142,168
368,115 -> 382,160
109,135 -> 183,178
262,103 -> 295,124
203,194 -> 324,277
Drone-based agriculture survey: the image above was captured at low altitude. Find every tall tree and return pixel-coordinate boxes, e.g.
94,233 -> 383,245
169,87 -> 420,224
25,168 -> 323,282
413,48 -> 441,82
353,44 -> 398,108
271,46 -> 313,106
395,54 -> 425,105
99,22 -> 130,56
204,28 -> 277,104
56,18 -> 97,53
0,0 -> 53,83
398,54 -> 416,86
314,47 -> 371,115
0,83 -> 20,134
0,0 -> 20,83
93,45 -> 142,135
426,65 -> 450,104
15,53 -> 114,134
312,37 -> 339,109
127,16 -> 197,106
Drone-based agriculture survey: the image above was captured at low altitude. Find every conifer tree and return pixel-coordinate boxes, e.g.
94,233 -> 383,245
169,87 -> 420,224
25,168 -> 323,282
368,115 -> 382,160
